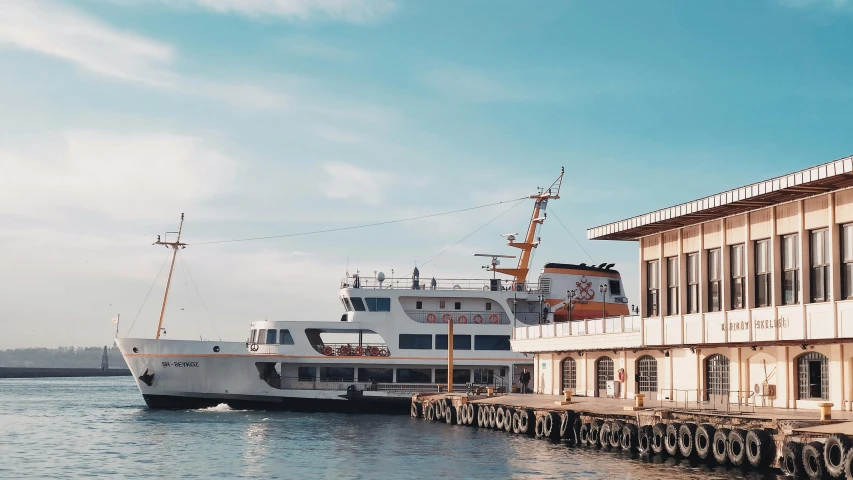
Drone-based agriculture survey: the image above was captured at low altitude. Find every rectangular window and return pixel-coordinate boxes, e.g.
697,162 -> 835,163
297,366 -> 316,381
365,298 -> 391,312
439,300 -> 446,309
687,253 -> 699,314
608,279 -> 621,296
708,249 -> 721,312
350,297 -> 366,311
474,335 -> 511,350
843,224 -> 853,299
782,234 -> 800,305
435,334 -> 472,350
647,260 -> 659,317
474,369 -> 494,384
320,367 -> 354,382
265,329 -> 277,344
342,298 -> 353,312
257,329 -> 266,344
435,369 -> 471,384
415,301 -> 423,310
811,229 -> 830,302
454,302 -> 461,310
278,330 -> 294,345
667,257 -> 678,315
357,368 -> 392,383
398,334 -> 432,349
755,239 -> 772,307
396,368 -> 431,383
731,244 -> 745,309
249,329 -> 256,343
485,302 -> 492,311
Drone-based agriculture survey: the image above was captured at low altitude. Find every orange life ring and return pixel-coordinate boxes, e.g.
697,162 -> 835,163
426,313 -> 437,323
457,315 -> 468,324
354,346 -> 365,356
338,345 -> 351,356
441,313 -> 453,323
322,345 -> 333,356
472,314 -> 484,324
369,346 -> 380,356
617,368 -> 626,383
488,314 -> 500,324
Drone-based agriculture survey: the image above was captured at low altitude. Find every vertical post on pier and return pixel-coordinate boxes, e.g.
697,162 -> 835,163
448,318 -> 454,393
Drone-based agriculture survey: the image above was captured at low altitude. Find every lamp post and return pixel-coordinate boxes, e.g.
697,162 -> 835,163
567,290 -> 576,322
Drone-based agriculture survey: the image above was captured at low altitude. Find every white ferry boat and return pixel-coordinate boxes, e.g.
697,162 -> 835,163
116,170 -> 630,412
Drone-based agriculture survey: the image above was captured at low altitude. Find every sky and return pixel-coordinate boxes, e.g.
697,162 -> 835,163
1,0 -> 852,348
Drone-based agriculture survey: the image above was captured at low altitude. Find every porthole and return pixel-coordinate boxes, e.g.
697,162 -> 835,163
213,346 -> 220,353
132,347 -> 138,353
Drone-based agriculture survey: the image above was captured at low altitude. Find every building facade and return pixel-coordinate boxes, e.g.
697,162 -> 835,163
512,156 -> 853,411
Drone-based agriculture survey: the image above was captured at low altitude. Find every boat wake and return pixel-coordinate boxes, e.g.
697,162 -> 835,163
198,403 -> 241,412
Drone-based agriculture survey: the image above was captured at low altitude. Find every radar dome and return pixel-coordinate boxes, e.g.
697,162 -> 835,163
377,272 -> 386,282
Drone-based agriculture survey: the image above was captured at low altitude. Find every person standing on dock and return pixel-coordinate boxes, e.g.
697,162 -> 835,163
520,368 -> 531,394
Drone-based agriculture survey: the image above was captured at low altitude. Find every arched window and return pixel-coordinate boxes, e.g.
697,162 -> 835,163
797,352 -> 828,400
706,354 -> 730,402
596,357 -> 614,397
637,355 -> 657,393
561,357 -> 576,391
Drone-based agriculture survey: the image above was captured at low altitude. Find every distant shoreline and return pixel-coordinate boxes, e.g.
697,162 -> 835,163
0,367 -> 131,378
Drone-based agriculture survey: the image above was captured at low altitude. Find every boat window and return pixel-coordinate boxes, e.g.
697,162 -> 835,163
454,302 -> 461,310
342,298 -> 353,312
320,367 -> 355,382
474,335 -> 511,350
365,297 -> 391,312
440,300 -> 446,309
396,368 -> 431,383
416,301 -> 423,310
436,369 -> 471,384
257,329 -> 266,344
358,368 -> 393,383
350,297 -> 366,311
474,369 -> 494,384
435,334 -> 471,350
399,334 -> 432,349
608,279 -> 621,296
249,329 -> 256,343
265,329 -> 277,344
298,366 -> 316,381
485,302 -> 492,311
279,330 -> 294,345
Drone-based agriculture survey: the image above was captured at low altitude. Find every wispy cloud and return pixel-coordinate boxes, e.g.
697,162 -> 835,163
174,0 -> 396,24
278,36 -> 359,62
320,163 -> 396,204
0,130 -> 235,220
0,0 -> 287,109
419,65 -> 529,103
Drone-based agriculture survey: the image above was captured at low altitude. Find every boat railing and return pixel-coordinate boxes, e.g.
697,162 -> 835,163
265,376 -> 509,394
341,276 -> 536,293
513,315 -> 642,339
311,343 -> 390,357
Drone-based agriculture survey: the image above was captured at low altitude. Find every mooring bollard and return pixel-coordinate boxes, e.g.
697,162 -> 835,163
555,389 -> 573,405
635,394 -> 645,408
818,402 -> 834,421
487,386 -> 495,396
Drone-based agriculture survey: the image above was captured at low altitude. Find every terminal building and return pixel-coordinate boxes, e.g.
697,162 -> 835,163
512,156 -> 853,411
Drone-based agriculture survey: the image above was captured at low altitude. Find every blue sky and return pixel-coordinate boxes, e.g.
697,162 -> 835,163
1,0 -> 852,348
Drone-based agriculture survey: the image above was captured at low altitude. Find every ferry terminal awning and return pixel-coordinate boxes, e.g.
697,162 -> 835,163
587,154 -> 853,241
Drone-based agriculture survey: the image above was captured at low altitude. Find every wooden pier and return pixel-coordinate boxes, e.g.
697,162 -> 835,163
411,392 -> 853,478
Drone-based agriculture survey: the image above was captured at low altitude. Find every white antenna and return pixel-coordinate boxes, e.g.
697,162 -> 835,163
474,253 -> 516,279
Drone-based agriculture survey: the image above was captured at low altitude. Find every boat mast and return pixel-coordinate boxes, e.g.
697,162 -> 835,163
492,167 -> 564,286
153,213 -> 186,339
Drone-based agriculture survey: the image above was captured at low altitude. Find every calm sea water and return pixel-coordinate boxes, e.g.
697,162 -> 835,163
0,377 -> 786,479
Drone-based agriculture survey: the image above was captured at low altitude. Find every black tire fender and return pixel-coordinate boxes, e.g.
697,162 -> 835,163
600,422 -> 613,449
535,415 -> 545,438
621,423 -> 638,452
411,402 -> 419,418
488,405 -> 497,428
445,404 -> 456,425
589,419 -> 603,448
678,423 -> 697,458
519,409 -> 533,435
745,429 -> 773,469
695,424 -> 715,460
610,420 -> 625,449
559,411 -> 573,440
665,423 -> 681,456
781,441 -> 804,477
512,412 -> 521,434
495,406 -> 506,430
476,405 -> 485,427
825,433 -> 851,478
712,428 -> 730,464
802,441 -> 825,479
651,423 -> 667,455
727,429 -> 747,466
638,425 -> 654,456
579,422 -> 591,446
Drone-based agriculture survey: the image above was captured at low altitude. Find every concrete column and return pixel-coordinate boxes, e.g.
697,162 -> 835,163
832,344 -> 843,409
699,223 -> 707,314
771,206 -> 780,314
830,193 -> 840,338
659,233 -> 665,344
721,219 -> 730,343
745,216 -> 754,311
639,238 -> 647,345
798,200 -> 808,337
678,228 -> 686,343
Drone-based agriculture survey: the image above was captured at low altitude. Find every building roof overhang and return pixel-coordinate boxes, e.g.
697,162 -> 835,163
587,155 -> 853,241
